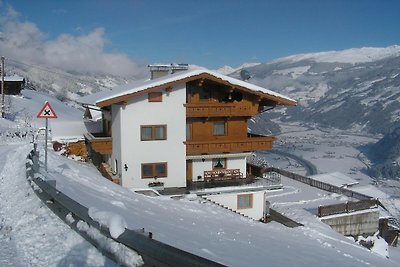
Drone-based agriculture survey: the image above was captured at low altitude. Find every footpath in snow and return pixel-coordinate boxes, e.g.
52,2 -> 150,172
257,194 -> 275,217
0,144 -> 118,267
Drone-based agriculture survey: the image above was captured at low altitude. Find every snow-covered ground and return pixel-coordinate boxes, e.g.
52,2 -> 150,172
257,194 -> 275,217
33,145 -> 397,266
0,144 -> 119,267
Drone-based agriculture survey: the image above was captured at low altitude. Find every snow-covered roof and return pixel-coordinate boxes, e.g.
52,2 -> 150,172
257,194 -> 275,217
51,121 -> 86,142
4,75 -> 24,82
79,69 -> 296,107
351,185 -> 389,199
310,172 -> 359,187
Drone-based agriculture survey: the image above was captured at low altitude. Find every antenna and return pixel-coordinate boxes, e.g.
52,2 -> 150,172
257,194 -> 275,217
240,69 -> 251,81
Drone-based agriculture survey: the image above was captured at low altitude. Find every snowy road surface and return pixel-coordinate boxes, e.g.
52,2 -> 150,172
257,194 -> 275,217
0,144 -> 117,267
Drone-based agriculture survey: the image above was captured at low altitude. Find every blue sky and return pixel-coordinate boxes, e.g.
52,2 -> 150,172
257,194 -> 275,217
4,0 -> 400,70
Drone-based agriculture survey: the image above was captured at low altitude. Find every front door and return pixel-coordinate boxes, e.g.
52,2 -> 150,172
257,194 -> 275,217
186,160 -> 193,182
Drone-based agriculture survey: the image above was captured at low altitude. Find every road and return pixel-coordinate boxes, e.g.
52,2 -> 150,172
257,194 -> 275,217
258,149 -> 318,176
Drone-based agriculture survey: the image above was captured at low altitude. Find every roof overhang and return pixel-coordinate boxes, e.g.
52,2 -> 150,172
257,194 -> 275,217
96,71 -> 297,108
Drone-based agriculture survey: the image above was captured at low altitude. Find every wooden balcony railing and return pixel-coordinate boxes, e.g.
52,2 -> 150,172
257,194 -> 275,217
204,169 -> 243,182
185,103 -> 258,117
185,136 -> 275,155
85,133 -> 112,155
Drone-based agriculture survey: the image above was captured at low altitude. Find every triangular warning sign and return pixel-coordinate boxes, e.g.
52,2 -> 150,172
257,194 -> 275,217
37,101 -> 58,119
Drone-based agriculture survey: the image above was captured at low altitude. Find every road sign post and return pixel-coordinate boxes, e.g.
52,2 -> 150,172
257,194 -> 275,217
37,101 -> 57,172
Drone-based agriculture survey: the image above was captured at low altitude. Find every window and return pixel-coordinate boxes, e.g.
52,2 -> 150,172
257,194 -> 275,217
141,125 -> 167,141
212,158 -> 226,169
186,123 -> 192,140
199,87 -> 210,100
141,162 -> 168,178
213,122 -> 226,136
148,92 -> 162,102
237,194 -> 253,209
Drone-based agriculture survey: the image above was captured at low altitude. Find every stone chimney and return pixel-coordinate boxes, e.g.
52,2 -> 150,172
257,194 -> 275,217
148,63 -> 189,79
148,64 -> 170,80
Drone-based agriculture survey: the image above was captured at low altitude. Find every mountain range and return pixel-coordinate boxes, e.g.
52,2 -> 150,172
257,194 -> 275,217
230,45 -> 400,135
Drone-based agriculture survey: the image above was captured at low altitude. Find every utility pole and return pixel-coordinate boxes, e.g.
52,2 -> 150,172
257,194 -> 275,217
1,56 -> 5,118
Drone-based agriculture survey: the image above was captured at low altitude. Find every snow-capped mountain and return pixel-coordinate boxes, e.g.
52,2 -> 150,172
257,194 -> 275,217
232,46 -> 400,135
217,62 -> 261,75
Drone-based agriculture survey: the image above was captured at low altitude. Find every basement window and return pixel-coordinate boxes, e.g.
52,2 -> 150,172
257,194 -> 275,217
237,194 -> 253,209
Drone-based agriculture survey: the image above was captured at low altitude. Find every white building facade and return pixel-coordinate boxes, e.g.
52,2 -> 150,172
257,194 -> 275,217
111,84 -> 187,188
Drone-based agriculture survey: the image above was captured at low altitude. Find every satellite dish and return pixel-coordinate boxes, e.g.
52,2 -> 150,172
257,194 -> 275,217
240,69 -> 251,81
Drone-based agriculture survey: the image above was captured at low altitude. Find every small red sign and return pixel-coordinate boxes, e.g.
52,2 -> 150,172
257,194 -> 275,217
37,101 -> 58,119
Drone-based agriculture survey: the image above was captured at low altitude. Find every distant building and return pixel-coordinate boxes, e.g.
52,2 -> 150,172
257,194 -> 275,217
2,76 -> 25,95
79,65 -> 296,189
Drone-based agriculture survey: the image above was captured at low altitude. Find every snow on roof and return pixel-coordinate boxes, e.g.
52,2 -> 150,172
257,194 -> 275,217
4,75 -> 24,82
51,120 -> 86,142
79,69 -> 296,107
310,172 -> 359,187
350,185 -> 389,199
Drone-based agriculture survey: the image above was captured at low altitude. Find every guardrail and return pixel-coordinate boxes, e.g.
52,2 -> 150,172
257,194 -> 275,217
26,147 -> 224,267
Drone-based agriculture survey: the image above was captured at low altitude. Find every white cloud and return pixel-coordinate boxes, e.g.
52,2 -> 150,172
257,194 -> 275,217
0,4 -> 147,78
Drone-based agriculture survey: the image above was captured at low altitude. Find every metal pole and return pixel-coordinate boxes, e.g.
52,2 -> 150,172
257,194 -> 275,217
45,117 -> 48,171
1,56 -> 5,118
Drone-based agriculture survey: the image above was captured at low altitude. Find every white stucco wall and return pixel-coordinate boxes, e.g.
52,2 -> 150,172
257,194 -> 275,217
115,84 -> 186,188
205,191 -> 266,220
111,104 -> 122,179
192,155 -> 247,181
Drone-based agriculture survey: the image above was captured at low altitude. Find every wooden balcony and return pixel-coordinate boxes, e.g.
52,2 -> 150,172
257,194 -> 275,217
85,133 -> 112,155
204,169 -> 243,182
185,103 -> 258,117
185,136 -> 275,155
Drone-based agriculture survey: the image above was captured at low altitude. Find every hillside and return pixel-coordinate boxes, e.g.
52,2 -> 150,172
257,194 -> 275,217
4,59 -> 140,101
230,46 -> 400,135
367,125 -> 400,179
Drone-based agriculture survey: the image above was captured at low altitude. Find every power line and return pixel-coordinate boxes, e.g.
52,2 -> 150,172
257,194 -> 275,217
5,57 -> 112,89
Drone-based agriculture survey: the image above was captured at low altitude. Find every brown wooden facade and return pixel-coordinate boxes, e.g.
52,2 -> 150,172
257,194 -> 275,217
185,78 -> 276,156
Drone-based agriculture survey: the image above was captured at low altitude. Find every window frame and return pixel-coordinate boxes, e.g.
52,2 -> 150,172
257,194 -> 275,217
148,92 -> 163,102
213,121 -> 227,136
186,123 -> 192,140
198,87 -> 211,101
141,162 -> 168,178
141,125 -> 167,141
212,158 -> 227,169
237,193 -> 253,209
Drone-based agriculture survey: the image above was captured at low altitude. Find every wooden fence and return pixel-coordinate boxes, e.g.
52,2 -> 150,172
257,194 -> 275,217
265,167 -> 372,200
318,199 -> 378,217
